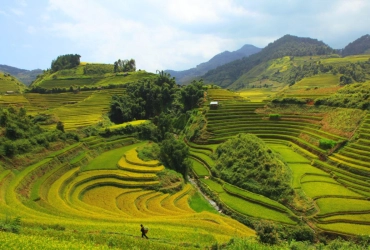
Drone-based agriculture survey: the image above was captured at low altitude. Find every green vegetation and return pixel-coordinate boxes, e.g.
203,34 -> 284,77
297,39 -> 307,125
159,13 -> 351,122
188,190 -> 217,213
204,35 -> 334,88
3,43 -> 370,249
0,72 -> 26,93
315,82 -> 370,109
113,58 -> 136,73
51,54 -> 81,72
213,133 -> 293,203
159,134 -> 191,180
0,106 -> 79,159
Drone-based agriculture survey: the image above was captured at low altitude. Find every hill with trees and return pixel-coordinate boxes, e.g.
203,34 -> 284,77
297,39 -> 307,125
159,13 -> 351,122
0,64 -> 43,86
165,44 -> 261,84
30,55 -> 156,93
202,35 -> 335,88
342,34 -> 370,56
0,72 -> 27,93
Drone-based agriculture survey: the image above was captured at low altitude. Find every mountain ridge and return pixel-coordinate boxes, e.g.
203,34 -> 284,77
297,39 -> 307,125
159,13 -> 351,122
0,64 -> 43,86
202,34 -> 335,88
165,44 -> 261,84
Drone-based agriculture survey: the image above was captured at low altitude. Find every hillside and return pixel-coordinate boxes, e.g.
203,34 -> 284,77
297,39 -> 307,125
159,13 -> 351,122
165,44 -> 261,84
0,71 -> 27,93
342,34 -> 370,56
0,64 -> 43,86
2,58 -> 370,248
30,63 -> 156,91
202,34 -> 335,88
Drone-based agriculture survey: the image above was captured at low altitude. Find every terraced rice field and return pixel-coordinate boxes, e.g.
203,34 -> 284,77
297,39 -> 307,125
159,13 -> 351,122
204,99 -> 344,157
23,89 -> 125,130
192,89 -> 370,236
282,74 -> 342,98
0,142 -> 254,248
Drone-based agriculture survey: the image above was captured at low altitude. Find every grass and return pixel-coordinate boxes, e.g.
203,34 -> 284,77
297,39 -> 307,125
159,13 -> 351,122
189,158 -> 210,177
102,120 -> 149,131
188,191 -> 218,213
268,144 -> 311,163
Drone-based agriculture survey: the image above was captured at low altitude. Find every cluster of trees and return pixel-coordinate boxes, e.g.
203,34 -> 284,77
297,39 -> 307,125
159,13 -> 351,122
108,73 -> 204,124
212,133 -> 293,203
0,107 -> 79,157
51,54 -> 81,73
107,72 -> 204,179
113,59 -> 136,73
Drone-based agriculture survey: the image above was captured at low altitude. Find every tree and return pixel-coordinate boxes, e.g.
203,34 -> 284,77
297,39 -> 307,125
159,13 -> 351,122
51,54 -> 81,72
56,121 -> 65,132
113,58 -> 136,72
180,80 -> 204,112
159,133 -> 191,180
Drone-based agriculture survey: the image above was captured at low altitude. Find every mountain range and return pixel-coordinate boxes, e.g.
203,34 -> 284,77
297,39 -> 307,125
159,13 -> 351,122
165,44 -> 261,84
0,64 -> 43,86
1,34 -> 370,88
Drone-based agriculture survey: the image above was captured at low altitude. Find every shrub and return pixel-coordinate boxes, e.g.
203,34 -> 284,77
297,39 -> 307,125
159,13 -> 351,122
0,216 -> 21,234
269,114 -> 281,120
319,139 -> 336,150
255,221 -> 279,245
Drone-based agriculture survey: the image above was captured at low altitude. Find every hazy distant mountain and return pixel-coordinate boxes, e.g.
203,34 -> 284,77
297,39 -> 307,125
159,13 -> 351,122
202,34 -> 335,88
342,34 -> 370,56
0,64 -> 43,86
165,44 -> 261,84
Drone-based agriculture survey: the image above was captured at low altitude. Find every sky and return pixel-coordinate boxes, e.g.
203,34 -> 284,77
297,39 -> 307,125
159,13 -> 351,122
1,0 -> 370,72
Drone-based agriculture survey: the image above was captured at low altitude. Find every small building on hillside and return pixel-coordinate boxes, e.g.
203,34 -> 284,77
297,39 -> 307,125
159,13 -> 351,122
210,101 -> 219,109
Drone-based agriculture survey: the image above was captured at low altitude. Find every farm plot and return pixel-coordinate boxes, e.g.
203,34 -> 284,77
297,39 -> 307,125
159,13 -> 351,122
0,141 -> 256,248
200,179 -> 296,224
301,181 -> 363,199
326,115 -> 370,183
81,142 -> 147,171
189,158 -> 210,177
316,198 -> 370,217
268,144 -> 311,163
289,163 -> 329,189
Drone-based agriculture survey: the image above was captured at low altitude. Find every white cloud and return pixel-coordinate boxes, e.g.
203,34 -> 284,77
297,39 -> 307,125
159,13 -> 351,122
44,0 -> 241,71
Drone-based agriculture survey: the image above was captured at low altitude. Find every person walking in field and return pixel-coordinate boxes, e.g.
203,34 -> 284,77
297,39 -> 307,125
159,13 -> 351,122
140,224 -> 148,239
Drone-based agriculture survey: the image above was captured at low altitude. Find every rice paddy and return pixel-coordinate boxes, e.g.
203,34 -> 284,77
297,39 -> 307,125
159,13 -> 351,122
0,142 -> 255,249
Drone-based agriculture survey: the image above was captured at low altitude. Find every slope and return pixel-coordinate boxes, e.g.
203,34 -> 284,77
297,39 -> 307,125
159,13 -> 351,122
30,63 -> 156,91
202,34 -> 335,88
166,44 -> 261,84
342,34 -> 370,56
0,64 -> 43,86
0,71 -> 27,93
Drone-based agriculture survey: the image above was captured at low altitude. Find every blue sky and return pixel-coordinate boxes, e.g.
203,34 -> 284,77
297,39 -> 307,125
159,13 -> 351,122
1,0 -> 370,72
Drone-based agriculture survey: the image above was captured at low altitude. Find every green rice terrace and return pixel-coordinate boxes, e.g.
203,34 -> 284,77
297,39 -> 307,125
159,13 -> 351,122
2,53 -> 370,249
